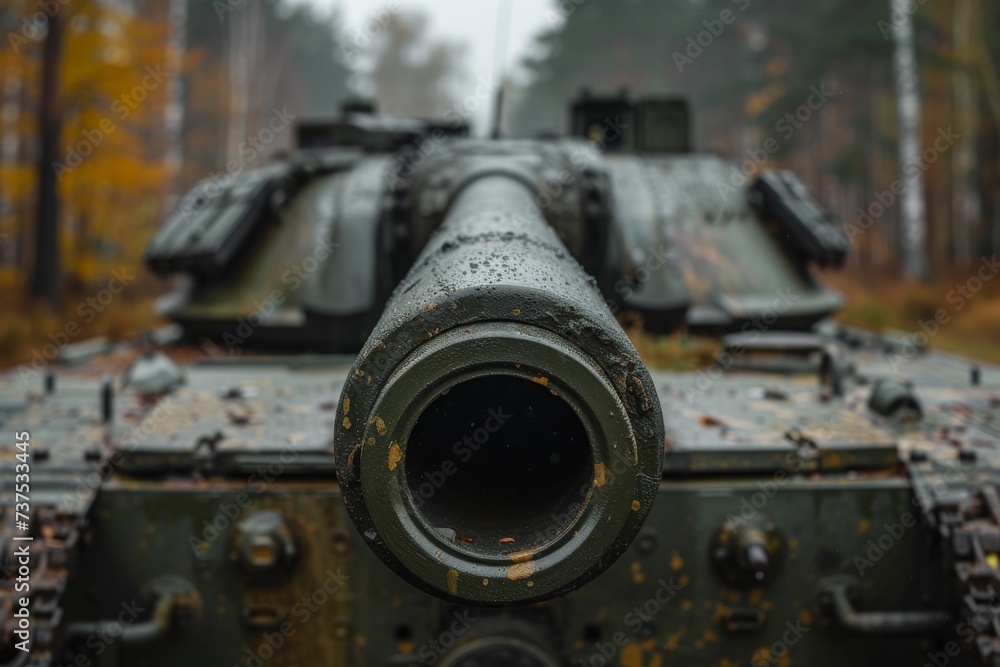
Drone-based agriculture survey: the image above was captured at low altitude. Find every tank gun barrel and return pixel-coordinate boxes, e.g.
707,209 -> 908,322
335,174 -> 664,606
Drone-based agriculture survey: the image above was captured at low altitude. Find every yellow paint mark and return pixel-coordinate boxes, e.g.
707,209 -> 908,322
482,579 -> 489,586
447,569 -> 459,596
373,416 -> 388,436
700,628 -> 718,644
594,463 -> 610,487
397,640 -> 414,654
388,442 -> 403,471
620,642 -> 662,667
988,553 -> 1000,569
630,561 -> 646,584
526,581 -> 534,587
858,518 -> 871,534
748,587 -> 764,605
681,599 -> 693,611
631,500 -> 641,511
343,398 -> 351,415
800,610 -> 813,626
532,376 -> 550,388
513,308 -> 522,315
666,627 -> 687,649
670,552 -> 684,571
343,417 -> 352,430
507,561 -> 536,581
356,369 -> 365,377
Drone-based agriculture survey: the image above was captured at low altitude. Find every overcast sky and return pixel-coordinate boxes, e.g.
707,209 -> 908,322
298,0 -> 556,133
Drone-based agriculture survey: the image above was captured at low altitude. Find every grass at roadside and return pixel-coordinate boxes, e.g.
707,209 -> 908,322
824,270 -> 1000,364
629,269 -> 1000,369
0,286 -> 165,369
3,268 -> 998,372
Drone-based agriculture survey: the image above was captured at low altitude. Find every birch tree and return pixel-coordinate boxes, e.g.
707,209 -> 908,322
951,0 -> 980,270
163,0 -> 187,213
890,0 -> 930,280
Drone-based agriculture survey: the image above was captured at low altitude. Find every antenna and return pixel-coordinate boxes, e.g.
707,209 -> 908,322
490,0 -> 513,140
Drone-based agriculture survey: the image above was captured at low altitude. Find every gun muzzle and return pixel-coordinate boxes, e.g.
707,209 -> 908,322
335,175 -> 663,605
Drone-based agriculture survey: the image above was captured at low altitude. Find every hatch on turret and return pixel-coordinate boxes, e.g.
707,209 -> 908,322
571,91 -> 691,154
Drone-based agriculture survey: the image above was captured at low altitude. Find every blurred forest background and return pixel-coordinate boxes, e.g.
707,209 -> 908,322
1,0 -> 999,363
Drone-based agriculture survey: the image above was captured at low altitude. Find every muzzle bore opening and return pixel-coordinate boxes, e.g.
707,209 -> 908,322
405,375 -> 594,553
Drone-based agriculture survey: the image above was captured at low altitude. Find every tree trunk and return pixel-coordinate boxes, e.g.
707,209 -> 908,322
890,0 -> 930,280
162,0 -> 187,215
979,4 -> 1000,255
952,0 -> 981,270
30,11 -> 65,308
15,69 -> 30,272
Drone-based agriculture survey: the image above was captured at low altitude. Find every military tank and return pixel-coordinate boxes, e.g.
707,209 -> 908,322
0,94 -> 998,667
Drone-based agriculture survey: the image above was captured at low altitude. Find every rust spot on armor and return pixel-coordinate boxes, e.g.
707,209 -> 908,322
388,442 -> 402,471
594,462 -> 609,487
507,561 -> 536,581
511,549 -> 535,563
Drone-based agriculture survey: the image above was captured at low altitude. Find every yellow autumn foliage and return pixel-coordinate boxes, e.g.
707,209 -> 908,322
1,0 -> 174,287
